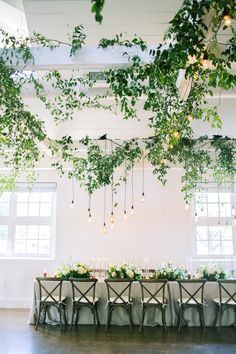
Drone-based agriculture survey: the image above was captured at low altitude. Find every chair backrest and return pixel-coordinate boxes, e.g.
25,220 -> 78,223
177,279 -> 207,305
36,277 -> 64,304
104,278 -> 133,303
69,278 -> 98,303
217,279 -> 236,305
139,279 -> 169,305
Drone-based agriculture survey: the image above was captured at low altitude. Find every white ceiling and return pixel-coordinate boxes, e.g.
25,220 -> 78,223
1,0 -> 236,141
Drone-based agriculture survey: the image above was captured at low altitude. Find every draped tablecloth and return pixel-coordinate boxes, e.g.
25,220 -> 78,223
28,280 -> 235,327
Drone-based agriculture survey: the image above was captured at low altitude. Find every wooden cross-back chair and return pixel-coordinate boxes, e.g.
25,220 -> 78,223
69,278 -> 99,331
104,278 -> 133,332
214,279 -> 236,332
177,279 -> 207,332
139,279 -> 169,331
35,277 -> 67,330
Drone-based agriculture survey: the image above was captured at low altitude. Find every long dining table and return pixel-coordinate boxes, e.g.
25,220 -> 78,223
28,279 -> 235,327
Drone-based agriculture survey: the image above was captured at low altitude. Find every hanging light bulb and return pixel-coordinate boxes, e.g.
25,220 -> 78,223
223,12 -> 232,26
187,114 -> 193,122
201,52 -> 209,68
232,205 -> 235,216
185,202 -> 189,211
102,222 -> 107,234
70,177 -> 75,208
124,210 -> 128,219
173,131 -> 180,139
110,211 -> 114,223
130,205 -> 134,215
87,194 -> 92,222
88,209 -> 92,223
195,212 -> 198,222
110,211 -> 115,228
141,151 -> 145,202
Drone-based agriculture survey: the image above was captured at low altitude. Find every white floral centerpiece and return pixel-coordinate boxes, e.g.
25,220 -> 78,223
107,261 -> 142,281
195,263 -> 227,281
55,261 -> 91,279
150,262 -> 186,281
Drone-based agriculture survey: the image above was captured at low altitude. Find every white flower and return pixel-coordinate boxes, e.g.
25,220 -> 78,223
77,266 -> 86,274
62,265 -> 71,276
126,270 -> 134,279
111,271 -> 116,278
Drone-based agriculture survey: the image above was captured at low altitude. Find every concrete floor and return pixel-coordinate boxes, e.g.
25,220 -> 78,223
0,309 -> 235,354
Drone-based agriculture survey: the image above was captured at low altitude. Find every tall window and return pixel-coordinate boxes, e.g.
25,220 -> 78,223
0,183 -> 56,258
194,184 -> 236,257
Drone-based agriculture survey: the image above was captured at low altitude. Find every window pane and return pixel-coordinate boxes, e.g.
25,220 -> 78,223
219,193 -> 230,203
29,193 -> 40,203
209,226 -> 220,240
0,193 -> 10,203
28,203 -> 40,216
196,193 -> 207,204
40,203 -> 51,216
196,204 -> 207,217
15,240 -> 26,254
207,193 -> 218,203
220,203 -> 231,217
197,241 -> 209,255
40,193 -> 52,203
221,226 -> 232,240
17,203 -> 28,216
39,240 -> 50,254
0,225 -> 8,254
15,225 -> 27,239
196,226 -> 208,240
27,240 -> 38,253
28,226 -> 38,240
222,241 -> 234,255
208,204 -> 219,217
0,185 -> 55,258
209,241 -> 221,255
0,203 -> 9,216
39,226 -> 50,239
17,193 -> 28,202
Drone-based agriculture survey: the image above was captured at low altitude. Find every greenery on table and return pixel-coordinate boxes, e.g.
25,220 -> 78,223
107,261 -> 142,281
150,262 -> 187,281
195,263 -> 228,281
0,0 -> 235,200
55,261 -> 92,279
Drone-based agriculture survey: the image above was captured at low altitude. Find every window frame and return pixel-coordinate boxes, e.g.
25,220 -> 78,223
0,183 -> 56,259
192,183 -> 236,259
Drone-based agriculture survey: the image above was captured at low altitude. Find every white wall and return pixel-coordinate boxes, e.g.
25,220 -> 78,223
0,168 -> 193,307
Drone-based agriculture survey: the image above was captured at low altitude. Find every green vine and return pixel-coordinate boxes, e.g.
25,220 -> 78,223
0,0 -> 235,200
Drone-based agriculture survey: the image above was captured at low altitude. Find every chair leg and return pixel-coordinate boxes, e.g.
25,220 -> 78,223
128,304 -> 133,332
213,305 -> 219,327
35,304 -> 42,331
43,305 -> 47,324
92,307 -> 97,329
139,306 -> 145,332
218,306 -> 223,334
59,305 -> 63,331
95,303 -> 100,326
70,307 -> 75,333
162,306 -> 167,331
105,305 -> 111,332
63,305 -> 67,325
178,306 -> 183,333
199,307 -> 206,332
